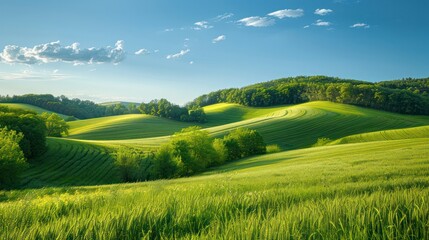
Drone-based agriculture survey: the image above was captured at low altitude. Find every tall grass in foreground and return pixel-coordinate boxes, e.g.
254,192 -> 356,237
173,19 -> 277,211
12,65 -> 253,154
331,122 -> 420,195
1,138 -> 428,239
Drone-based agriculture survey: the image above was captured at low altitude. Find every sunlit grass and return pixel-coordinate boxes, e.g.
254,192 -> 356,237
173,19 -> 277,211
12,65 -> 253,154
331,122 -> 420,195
2,138 -> 428,239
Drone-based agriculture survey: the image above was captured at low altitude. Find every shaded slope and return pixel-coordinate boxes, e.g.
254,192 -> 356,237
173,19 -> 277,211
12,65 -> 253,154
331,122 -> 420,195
20,138 -> 120,188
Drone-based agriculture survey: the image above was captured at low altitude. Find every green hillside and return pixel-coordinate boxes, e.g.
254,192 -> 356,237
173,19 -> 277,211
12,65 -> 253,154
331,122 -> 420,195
3,138 -> 429,239
68,102 -> 429,150
67,114 -> 193,140
329,125 -> 429,145
19,101 -> 429,188
0,103 -> 72,119
20,138 -> 120,188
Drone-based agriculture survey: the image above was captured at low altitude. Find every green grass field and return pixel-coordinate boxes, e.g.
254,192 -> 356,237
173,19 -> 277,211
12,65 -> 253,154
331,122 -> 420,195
1,138 -> 428,239
2,101 -> 429,238
0,103 -> 72,119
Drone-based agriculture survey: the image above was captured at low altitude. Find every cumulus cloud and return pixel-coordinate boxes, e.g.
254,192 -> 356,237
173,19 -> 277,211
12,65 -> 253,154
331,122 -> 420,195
350,23 -> 370,28
166,49 -> 190,59
268,9 -> 304,19
212,35 -> 226,43
304,25 -> 310,29
238,16 -> 275,27
213,13 -> 234,22
193,21 -> 213,30
314,9 -> 333,16
0,40 -> 125,65
134,49 -> 150,55
313,19 -> 332,26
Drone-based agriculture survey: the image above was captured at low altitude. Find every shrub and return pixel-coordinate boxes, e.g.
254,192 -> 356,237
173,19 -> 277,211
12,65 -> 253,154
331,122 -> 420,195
313,137 -> 332,147
114,148 -> 152,182
266,144 -> 282,153
212,138 -> 227,166
152,145 -> 182,179
224,128 -> 267,157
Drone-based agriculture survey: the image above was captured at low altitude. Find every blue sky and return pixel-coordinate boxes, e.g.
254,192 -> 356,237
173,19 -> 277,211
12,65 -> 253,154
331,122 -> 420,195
1,0 -> 428,104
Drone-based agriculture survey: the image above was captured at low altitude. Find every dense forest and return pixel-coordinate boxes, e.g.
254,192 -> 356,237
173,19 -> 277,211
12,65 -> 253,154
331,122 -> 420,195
188,76 -> 429,115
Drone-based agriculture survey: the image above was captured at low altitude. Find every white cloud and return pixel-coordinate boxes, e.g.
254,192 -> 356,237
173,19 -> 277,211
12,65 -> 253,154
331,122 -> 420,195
304,25 -> 310,29
313,19 -> 332,26
193,21 -> 213,30
268,9 -> 304,19
214,13 -> 234,22
135,49 -> 149,55
238,16 -> 275,27
212,35 -> 226,43
189,61 -> 194,65
314,9 -> 333,16
164,28 -> 174,32
0,40 -> 125,65
166,49 -> 190,59
350,23 -> 370,28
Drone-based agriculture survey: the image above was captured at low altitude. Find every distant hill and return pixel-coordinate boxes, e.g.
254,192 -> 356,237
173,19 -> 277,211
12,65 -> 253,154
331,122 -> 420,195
99,101 -> 140,107
189,76 -> 429,115
0,103 -> 73,119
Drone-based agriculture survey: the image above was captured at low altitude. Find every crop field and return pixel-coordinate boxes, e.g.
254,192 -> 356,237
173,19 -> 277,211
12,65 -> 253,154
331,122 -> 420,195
20,138 -> 119,188
1,138 -> 428,239
18,101 -> 429,188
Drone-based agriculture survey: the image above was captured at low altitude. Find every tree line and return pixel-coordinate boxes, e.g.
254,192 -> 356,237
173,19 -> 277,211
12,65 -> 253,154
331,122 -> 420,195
114,126 -> 267,182
0,94 -> 206,122
188,76 -> 429,115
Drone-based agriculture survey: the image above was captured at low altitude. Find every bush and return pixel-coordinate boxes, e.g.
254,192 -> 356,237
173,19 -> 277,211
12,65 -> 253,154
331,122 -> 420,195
225,128 -> 266,157
313,137 -> 332,147
114,148 -> 152,182
212,138 -> 227,166
266,144 -> 282,153
0,127 -> 28,189
170,126 -> 217,175
152,145 -> 182,179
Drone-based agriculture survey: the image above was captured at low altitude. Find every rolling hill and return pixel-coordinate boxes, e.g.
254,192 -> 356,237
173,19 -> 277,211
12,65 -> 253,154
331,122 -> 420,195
19,101 -> 429,188
67,101 -> 429,150
0,103 -> 72,119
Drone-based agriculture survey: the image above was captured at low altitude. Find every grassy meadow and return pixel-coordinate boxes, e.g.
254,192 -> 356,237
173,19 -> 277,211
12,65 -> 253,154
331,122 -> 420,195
1,138 -> 428,239
1,101 -> 428,239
